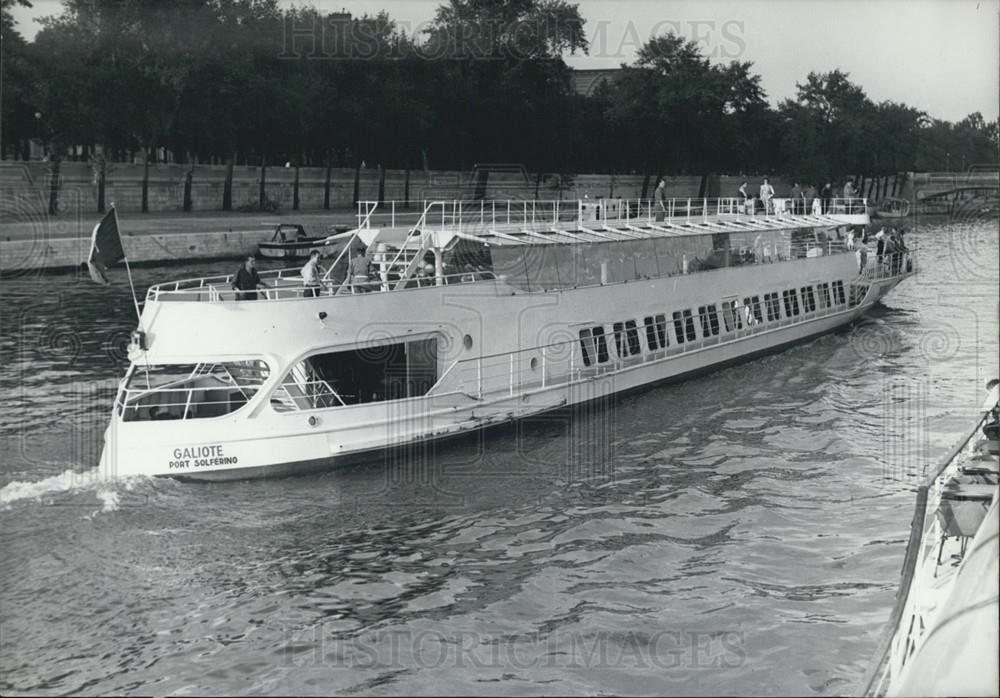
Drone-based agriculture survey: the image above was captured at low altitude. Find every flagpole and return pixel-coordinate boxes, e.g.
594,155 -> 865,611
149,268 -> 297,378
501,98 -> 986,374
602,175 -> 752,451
113,205 -> 144,330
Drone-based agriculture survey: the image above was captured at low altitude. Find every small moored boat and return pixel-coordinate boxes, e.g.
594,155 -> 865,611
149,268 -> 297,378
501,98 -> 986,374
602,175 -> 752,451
256,223 -> 349,259
874,197 -> 911,219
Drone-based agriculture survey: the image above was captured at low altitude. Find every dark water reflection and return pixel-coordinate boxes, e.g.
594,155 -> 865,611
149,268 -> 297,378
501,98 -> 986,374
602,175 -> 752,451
0,217 -> 996,696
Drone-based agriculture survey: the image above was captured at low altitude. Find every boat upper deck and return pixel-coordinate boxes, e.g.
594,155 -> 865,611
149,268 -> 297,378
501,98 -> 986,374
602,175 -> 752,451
146,197 -> 874,303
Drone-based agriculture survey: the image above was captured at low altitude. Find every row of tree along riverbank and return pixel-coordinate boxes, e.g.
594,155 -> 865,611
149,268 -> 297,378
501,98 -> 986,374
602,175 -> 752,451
1,160 -> 935,219
3,1 -> 996,179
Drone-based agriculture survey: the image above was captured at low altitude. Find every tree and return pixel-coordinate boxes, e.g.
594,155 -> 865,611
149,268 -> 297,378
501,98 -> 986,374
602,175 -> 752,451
1,0 -> 36,158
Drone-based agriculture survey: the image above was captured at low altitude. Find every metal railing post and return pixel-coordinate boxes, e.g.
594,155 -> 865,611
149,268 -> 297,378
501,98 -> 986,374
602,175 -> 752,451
686,199 -> 691,223
509,354 -> 515,395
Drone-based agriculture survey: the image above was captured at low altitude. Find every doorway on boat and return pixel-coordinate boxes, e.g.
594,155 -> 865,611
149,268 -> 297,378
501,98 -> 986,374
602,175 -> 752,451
272,337 -> 439,410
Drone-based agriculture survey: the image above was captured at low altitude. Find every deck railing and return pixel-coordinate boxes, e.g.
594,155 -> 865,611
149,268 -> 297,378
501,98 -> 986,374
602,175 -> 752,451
144,197 -> 872,303
427,293 -> 865,400
146,239 -> 907,304
858,251 -> 916,282
384,197 -> 868,234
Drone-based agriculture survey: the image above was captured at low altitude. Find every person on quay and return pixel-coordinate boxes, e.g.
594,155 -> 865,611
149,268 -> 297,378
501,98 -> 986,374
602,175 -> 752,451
301,249 -> 325,298
232,255 -> 269,301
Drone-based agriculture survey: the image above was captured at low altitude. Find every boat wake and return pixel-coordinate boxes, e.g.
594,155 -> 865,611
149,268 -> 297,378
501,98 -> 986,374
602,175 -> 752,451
0,466 -> 147,514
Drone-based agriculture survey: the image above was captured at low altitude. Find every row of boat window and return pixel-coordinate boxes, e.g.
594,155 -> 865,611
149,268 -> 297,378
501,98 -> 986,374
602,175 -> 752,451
578,280 -> 850,367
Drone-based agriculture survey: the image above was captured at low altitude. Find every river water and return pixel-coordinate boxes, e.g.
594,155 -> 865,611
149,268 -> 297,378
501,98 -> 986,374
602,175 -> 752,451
1,215 -> 997,696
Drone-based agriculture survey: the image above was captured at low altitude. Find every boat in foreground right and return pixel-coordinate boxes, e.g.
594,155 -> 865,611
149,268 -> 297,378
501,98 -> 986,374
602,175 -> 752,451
863,381 -> 999,696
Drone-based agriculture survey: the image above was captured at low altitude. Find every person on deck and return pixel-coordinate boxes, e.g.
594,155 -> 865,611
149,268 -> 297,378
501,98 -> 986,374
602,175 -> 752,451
759,178 -> 775,214
821,182 -> 833,213
232,255 -> 269,301
804,184 -> 818,214
349,245 -> 373,290
855,236 -> 869,272
738,180 -> 753,215
301,250 -> 325,297
790,182 -> 802,214
654,179 -> 667,221
843,180 -> 857,212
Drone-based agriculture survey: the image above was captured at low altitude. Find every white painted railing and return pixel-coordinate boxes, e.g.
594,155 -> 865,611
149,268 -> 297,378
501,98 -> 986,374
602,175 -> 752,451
427,294 -> 863,400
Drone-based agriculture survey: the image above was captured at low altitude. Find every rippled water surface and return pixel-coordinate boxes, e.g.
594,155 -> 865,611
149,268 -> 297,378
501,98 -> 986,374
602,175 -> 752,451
1,216 -> 997,696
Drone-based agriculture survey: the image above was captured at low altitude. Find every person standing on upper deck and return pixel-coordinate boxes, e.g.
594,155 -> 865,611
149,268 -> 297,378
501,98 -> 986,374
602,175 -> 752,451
804,183 -> 818,214
759,178 -> 775,214
654,179 -> 667,221
738,180 -> 753,215
790,182 -> 802,214
232,255 -> 269,301
843,180 -> 856,200
350,245 -> 373,290
821,182 -> 833,213
301,250 -> 325,297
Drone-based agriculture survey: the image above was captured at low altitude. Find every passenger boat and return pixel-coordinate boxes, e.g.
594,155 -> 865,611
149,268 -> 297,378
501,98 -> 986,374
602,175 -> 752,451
873,197 -> 910,219
256,223 -> 350,259
862,381 -> 999,696
99,196 -> 913,480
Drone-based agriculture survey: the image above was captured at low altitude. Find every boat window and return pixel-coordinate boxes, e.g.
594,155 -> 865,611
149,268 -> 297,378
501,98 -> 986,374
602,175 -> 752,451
743,296 -> 764,324
698,304 -> 720,337
848,284 -> 866,308
644,316 -> 658,350
644,314 -> 668,350
832,280 -> 846,305
673,311 -> 685,343
624,320 -> 641,355
579,329 -> 595,366
118,360 -> 270,421
672,310 -> 697,343
764,292 -> 781,322
272,338 -> 438,411
613,322 -> 627,357
579,326 -> 610,366
592,326 -> 609,362
817,282 -> 831,309
800,286 -> 817,313
722,299 -> 743,332
782,289 -> 802,317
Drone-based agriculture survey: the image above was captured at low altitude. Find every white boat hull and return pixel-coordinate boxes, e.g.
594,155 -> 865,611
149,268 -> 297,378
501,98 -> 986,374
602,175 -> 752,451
101,198 -> 903,481
100,279 -> 902,481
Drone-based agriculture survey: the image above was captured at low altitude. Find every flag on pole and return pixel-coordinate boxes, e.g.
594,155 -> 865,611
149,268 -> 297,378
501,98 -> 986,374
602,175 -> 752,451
86,206 -> 125,285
